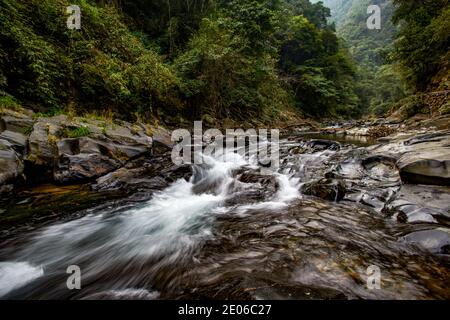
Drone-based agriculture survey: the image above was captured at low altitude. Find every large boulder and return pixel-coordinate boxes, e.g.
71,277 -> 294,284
402,228 -> 450,254
383,184 -> 450,223
398,151 -> 450,185
301,178 -> 346,202
397,134 -> 450,186
222,169 -> 280,205
23,116 -> 154,184
306,139 -> 340,152
0,130 -> 28,154
0,110 -> 32,191
0,111 -> 161,188
104,121 -> 152,147
27,116 -> 64,166
54,133 -> 152,184
54,153 -> 122,184
150,126 -> 173,155
371,131 -> 450,186
0,115 -> 34,134
25,117 -> 65,184
93,156 -> 191,192
0,139 -> 24,191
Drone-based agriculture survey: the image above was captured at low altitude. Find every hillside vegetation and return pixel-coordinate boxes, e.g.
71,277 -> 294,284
0,0 -> 363,125
0,0 -> 448,124
315,0 -> 449,118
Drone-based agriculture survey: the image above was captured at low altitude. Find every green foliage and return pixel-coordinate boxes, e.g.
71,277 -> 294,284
0,93 -> 21,110
0,0 -> 369,122
0,0 -> 180,120
439,102 -> 450,116
24,126 -> 34,136
66,126 -> 91,138
277,6 -> 359,117
175,15 -> 289,120
393,94 -> 428,119
32,107 -> 66,119
392,0 -> 450,91
312,0 -> 407,116
120,0 -> 213,58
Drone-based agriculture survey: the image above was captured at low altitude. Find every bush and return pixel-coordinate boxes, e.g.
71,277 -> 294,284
66,126 -> 91,138
394,94 -> 428,119
439,102 -> 450,116
0,0 -> 180,120
0,94 -> 21,110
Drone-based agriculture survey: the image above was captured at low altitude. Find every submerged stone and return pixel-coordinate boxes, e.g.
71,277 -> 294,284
403,229 -> 450,254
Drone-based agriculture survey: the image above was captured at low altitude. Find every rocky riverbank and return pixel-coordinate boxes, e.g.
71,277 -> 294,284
1,109 -> 450,299
0,107 -> 178,193
1,108 -> 450,233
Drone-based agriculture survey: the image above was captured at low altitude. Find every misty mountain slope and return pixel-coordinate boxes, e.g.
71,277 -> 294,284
312,0 -> 397,66
311,0 -> 404,115
311,0 -> 353,26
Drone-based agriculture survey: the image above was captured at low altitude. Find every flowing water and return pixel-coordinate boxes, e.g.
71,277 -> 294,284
0,135 -> 449,300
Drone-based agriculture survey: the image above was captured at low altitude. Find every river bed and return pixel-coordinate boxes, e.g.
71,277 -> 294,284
0,132 -> 449,299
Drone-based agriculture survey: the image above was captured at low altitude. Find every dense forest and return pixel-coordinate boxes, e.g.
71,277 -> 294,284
312,0 -> 406,116
0,0 -> 449,124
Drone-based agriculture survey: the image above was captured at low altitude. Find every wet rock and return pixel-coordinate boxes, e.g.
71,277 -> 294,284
151,126 -> 173,155
27,117 -> 64,166
301,178 -> 346,202
104,122 -> 152,147
93,156 -> 191,192
346,190 -> 396,213
94,167 -> 169,192
0,130 -> 28,154
333,159 -> 365,180
403,132 -> 448,146
361,155 -> 400,183
54,153 -> 122,184
192,176 -> 226,195
224,170 -> 280,205
403,228 -> 450,254
0,139 -> 24,189
54,136 -> 152,184
329,155 -> 400,211
306,139 -> 340,152
398,154 -> 450,186
58,137 -> 150,161
371,131 -> 450,186
238,171 -> 278,187
383,184 -> 450,223
0,115 -> 34,134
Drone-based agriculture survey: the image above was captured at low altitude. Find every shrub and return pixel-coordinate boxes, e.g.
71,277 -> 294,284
66,126 -> 91,138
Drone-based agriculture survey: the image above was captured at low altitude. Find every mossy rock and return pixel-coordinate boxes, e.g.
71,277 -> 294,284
201,114 -> 216,127
439,102 -> 450,116
397,94 -> 428,119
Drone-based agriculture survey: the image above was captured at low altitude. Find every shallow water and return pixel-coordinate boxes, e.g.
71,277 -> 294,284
295,132 -> 377,147
0,135 -> 449,300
